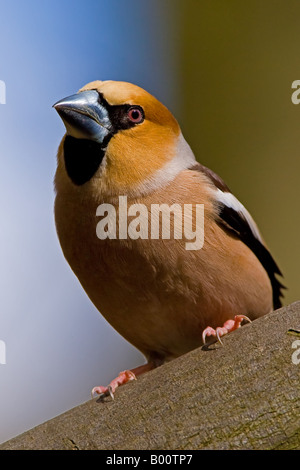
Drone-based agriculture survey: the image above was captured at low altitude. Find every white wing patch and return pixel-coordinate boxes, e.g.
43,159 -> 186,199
215,189 -> 263,244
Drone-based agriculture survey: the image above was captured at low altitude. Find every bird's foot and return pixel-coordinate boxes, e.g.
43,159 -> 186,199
202,314 -> 252,345
91,362 -> 155,400
91,370 -> 136,400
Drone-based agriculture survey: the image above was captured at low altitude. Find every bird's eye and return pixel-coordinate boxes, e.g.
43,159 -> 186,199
127,107 -> 144,124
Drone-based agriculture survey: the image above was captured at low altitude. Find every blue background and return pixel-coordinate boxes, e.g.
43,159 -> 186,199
0,0 -> 179,443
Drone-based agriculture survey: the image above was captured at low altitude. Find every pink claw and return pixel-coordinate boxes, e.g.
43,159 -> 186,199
202,314 -> 252,345
91,370 -> 136,400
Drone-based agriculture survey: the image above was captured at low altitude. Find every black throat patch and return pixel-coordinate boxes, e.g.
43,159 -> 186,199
63,136 -> 106,186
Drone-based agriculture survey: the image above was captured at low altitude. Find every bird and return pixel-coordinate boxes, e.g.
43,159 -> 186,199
53,80 -> 284,399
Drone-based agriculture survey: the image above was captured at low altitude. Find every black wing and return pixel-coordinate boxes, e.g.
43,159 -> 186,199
190,163 -> 285,309
217,203 -> 284,309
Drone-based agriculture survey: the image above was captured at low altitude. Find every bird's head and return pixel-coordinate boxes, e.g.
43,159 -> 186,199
54,80 -> 195,197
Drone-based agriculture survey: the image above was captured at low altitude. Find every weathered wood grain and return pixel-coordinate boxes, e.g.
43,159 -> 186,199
1,302 -> 300,450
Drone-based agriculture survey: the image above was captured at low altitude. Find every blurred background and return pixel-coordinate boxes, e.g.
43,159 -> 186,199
0,0 -> 299,444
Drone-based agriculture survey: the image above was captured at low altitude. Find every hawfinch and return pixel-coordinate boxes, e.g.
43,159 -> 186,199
53,80 -> 284,399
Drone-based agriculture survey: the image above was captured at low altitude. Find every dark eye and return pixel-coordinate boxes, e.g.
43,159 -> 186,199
127,107 -> 144,124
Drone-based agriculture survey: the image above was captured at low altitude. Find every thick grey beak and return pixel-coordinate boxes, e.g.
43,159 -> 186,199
53,90 -> 112,144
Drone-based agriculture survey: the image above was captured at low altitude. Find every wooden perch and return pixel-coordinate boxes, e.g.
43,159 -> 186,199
1,302 -> 300,450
